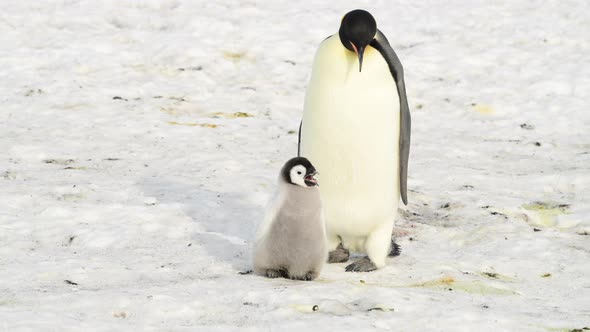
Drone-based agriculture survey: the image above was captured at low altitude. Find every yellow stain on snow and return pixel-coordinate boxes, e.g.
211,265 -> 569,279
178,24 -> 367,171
74,65 -> 94,74
64,166 -> 88,170
409,276 -> 518,295
480,271 -> 514,281
521,202 -> 570,227
160,108 -> 179,116
223,51 -> 247,61
411,276 -> 455,287
472,104 -> 495,115
160,105 -> 201,117
167,121 -> 218,128
318,275 -> 518,295
60,103 -> 89,110
211,112 -> 253,118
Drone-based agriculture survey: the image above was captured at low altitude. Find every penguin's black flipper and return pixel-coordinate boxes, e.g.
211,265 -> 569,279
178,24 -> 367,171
371,30 -> 411,205
297,120 -> 303,157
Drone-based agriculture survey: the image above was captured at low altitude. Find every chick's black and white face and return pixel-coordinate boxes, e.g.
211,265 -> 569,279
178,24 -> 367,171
289,165 -> 317,187
280,157 -> 318,188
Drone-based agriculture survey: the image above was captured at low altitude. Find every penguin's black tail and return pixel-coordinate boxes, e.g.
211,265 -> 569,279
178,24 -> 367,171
389,240 -> 402,257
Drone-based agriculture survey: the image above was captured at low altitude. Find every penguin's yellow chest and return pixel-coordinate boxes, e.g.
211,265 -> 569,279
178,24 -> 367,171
300,35 -> 400,238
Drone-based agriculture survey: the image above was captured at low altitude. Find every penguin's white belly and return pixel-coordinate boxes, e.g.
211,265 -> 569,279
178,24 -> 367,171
300,36 -> 400,244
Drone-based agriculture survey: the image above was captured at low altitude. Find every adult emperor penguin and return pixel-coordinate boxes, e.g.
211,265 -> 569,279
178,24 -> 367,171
253,157 -> 327,280
298,9 -> 411,272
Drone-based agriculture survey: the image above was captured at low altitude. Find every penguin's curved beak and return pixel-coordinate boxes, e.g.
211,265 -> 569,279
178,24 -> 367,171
304,171 -> 319,187
350,42 -> 365,72
357,45 -> 365,72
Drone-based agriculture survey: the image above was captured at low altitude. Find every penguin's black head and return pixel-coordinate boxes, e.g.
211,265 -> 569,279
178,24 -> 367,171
339,9 -> 377,72
280,157 -> 318,188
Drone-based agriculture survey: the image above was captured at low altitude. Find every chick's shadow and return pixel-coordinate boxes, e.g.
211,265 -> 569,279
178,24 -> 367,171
141,177 -> 261,271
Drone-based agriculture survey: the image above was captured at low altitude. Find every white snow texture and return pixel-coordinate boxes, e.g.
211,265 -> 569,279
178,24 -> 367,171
1,1 -> 589,331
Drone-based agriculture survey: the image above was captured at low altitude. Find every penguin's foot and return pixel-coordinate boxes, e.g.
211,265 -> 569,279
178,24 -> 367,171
265,268 -> 288,279
291,271 -> 318,281
345,257 -> 377,272
328,243 -> 350,263
388,240 -> 402,257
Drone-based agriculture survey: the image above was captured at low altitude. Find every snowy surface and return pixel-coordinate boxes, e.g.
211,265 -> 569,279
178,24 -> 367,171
1,1 -> 589,331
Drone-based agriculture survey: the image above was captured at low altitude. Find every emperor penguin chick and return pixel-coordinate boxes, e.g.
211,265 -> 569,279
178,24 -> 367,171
253,157 -> 327,281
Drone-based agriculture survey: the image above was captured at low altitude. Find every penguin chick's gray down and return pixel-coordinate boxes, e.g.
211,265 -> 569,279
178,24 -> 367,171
253,157 -> 327,281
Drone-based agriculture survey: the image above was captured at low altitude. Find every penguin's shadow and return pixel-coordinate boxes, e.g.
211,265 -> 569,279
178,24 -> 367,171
141,177 -> 260,271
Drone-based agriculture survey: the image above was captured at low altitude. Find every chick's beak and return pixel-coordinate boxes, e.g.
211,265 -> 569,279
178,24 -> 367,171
304,171 -> 318,186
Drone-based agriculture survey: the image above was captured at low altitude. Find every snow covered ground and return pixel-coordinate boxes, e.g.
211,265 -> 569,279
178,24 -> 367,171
1,0 -> 589,331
